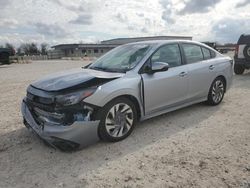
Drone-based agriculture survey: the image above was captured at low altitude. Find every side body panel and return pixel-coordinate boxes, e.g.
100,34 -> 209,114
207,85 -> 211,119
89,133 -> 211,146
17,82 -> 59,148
185,59 -> 216,100
141,65 -> 188,115
213,57 -> 233,90
187,56 -> 233,99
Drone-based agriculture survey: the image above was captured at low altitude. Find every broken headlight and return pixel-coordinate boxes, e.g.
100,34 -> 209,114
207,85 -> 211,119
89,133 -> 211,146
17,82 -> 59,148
56,87 -> 97,106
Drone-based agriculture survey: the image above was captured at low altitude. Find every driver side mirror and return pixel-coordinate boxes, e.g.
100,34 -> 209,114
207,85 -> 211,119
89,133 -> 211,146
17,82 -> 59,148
147,62 -> 169,74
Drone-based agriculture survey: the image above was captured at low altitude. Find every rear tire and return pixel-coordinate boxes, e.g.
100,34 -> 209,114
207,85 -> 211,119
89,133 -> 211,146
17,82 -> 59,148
207,77 -> 225,106
234,64 -> 245,75
95,97 -> 137,142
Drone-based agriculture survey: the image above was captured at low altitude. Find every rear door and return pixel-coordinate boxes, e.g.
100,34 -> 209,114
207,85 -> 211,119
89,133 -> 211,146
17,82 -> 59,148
181,43 -> 216,100
141,43 -> 189,115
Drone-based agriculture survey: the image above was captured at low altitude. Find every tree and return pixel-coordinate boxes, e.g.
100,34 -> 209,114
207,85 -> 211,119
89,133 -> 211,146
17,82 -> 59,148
5,43 -> 15,55
29,43 -> 39,54
17,47 -> 22,55
40,43 -> 48,55
18,44 -> 29,55
18,43 -> 40,55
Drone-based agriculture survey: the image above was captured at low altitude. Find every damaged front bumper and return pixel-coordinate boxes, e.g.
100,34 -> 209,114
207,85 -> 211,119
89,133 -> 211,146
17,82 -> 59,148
21,99 -> 100,151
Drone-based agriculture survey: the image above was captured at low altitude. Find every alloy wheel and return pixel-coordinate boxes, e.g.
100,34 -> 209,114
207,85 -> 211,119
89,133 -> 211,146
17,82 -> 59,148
105,103 -> 134,138
212,80 -> 224,104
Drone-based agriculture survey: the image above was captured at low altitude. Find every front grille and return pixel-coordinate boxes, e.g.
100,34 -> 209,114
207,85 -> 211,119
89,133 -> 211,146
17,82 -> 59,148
26,98 -> 55,112
33,107 -> 65,125
25,99 -> 65,125
25,91 -> 60,126
25,90 -> 88,126
26,92 -> 55,112
27,92 -> 54,105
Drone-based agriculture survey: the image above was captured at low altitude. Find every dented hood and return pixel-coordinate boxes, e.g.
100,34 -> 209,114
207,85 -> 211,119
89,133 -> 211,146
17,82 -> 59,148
31,68 -> 124,92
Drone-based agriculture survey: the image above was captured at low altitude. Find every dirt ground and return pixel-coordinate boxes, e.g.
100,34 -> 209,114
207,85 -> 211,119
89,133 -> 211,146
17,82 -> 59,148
0,55 -> 249,188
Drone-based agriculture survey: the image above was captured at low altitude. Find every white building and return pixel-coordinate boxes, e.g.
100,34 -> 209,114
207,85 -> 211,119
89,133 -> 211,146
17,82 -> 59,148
50,36 -> 192,59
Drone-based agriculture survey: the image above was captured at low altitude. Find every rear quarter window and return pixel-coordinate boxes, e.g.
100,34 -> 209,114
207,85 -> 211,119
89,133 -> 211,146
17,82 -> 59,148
202,47 -> 211,59
210,50 -> 216,58
202,47 -> 216,59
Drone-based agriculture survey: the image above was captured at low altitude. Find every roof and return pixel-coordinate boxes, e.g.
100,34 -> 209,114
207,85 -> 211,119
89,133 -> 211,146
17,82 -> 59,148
121,39 -> 198,45
52,43 -> 118,49
101,36 -> 192,45
238,34 -> 250,44
125,40 -> 220,52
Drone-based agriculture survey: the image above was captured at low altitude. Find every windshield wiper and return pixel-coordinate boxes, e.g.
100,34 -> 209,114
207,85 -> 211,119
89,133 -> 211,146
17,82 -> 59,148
107,69 -> 126,73
89,66 -> 125,73
89,66 -> 109,71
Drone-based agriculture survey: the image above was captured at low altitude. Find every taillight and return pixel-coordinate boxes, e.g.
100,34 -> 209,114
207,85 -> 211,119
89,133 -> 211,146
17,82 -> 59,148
235,45 -> 239,56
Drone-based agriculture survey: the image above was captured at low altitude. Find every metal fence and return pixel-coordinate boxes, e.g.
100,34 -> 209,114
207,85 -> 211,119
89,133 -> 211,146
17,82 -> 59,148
10,55 -> 48,63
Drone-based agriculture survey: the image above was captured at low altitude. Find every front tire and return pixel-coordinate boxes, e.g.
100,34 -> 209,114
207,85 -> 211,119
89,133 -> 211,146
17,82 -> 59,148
96,97 -> 137,142
234,64 -> 245,75
207,77 -> 225,106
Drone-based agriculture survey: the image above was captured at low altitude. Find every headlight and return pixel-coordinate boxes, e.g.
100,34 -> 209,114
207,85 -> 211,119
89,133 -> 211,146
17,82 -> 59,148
56,87 -> 97,106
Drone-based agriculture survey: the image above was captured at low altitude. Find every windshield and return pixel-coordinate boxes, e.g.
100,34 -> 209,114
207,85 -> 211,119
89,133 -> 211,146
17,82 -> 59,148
88,44 -> 151,73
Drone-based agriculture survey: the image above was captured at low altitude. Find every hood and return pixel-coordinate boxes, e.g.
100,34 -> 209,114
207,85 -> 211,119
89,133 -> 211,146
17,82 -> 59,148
31,68 -> 124,92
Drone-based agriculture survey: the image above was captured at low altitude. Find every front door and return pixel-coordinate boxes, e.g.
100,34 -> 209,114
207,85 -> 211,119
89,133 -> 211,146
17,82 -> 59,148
141,44 -> 189,115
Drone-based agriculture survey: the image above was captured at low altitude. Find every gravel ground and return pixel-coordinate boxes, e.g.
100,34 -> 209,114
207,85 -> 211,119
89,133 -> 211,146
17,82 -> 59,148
0,56 -> 250,188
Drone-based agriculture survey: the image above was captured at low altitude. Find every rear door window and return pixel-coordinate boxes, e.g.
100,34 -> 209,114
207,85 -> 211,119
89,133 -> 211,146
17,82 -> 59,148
182,44 -> 203,64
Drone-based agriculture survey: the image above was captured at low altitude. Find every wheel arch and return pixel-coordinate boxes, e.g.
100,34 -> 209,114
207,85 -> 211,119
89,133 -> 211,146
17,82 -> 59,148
103,94 -> 142,120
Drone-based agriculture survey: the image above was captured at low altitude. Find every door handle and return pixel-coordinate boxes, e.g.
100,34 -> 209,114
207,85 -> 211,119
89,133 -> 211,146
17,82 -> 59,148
179,72 -> 187,77
209,65 -> 215,70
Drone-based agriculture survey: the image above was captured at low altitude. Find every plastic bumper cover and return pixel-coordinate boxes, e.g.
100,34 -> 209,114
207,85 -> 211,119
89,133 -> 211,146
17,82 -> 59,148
21,100 -> 100,150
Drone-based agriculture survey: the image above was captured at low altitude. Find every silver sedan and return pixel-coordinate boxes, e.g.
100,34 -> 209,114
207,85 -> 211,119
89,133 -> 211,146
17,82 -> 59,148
21,40 -> 233,150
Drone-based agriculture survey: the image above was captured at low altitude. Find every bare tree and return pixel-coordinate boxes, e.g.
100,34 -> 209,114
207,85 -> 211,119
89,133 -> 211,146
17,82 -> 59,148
40,43 -> 48,55
19,44 -> 29,55
18,43 -> 40,55
29,43 -> 40,55
5,43 -> 15,55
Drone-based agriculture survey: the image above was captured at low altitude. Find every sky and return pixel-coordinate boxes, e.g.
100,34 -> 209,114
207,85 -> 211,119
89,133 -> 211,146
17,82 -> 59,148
0,0 -> 250,47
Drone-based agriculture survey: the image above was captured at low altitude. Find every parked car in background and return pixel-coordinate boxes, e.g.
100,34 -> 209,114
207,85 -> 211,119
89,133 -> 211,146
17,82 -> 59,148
218,49 -> 228,54
234,34 -> 250,74
21,40 -> 233,150
0,48 -> 15,64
